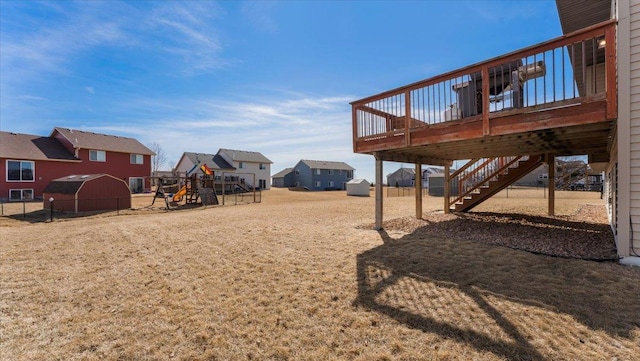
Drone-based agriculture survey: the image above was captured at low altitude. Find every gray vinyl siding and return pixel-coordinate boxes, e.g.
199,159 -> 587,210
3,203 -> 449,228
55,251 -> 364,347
630,0 -> 640,253
292,161 -> 353,190
293,162 -> 313,189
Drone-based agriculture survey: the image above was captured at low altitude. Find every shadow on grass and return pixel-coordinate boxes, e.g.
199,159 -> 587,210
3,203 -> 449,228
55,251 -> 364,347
354,229 -> 640,360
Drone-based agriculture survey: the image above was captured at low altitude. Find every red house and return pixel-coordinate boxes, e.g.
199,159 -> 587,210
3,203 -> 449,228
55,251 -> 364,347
1,127 -> 154,201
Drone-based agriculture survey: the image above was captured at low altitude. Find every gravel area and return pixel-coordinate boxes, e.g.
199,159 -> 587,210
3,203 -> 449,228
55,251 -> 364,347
365,204 -> 617,261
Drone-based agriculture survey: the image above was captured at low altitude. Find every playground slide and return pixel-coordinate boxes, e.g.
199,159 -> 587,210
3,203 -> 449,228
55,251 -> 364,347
172,186 -> 187,202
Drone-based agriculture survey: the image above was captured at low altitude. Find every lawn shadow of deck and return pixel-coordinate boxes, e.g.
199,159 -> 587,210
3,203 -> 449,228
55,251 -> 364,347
354,224 -> 640,360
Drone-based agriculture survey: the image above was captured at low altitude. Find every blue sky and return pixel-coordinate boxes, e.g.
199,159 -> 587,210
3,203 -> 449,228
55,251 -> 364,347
0,1 -> 562,182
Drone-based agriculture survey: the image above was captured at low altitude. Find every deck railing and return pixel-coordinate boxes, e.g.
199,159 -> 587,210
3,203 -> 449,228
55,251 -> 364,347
352,20 -> 616,144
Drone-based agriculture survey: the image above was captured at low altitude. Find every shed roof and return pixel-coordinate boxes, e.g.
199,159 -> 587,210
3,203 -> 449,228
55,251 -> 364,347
272,167 -> 293,178
0,131 -> 79,162
51,127 -> 154,155
300,160 -> 354,171
219,148 -> 272,164
43,174 -> 110,194
347,179 -> 369,185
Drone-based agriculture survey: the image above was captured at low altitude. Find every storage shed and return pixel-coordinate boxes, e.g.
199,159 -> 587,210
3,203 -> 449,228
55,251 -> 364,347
346,179 -> 370,196
428,174 -> 458,197
43,174 -> 131,213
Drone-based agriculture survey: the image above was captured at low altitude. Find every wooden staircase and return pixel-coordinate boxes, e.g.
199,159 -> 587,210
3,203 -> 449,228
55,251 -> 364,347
451,155 -> 543,212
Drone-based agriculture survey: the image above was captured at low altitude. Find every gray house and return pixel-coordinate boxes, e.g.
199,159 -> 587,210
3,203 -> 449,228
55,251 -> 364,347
286,160 -> 354,190
272,167 -> 294,188
387,167 -> 415,187
387,166 -> 444,188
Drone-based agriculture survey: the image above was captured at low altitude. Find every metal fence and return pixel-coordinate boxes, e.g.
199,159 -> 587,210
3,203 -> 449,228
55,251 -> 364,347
1,190 -> 262,222
386,187 -> 430,198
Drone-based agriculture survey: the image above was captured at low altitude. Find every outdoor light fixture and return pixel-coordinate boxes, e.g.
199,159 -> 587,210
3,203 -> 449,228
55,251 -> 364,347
598,38 -> 606,49
48,197 -> 54,222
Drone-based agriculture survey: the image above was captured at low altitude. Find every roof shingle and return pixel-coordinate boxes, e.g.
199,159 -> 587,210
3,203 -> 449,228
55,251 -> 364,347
0,131 -> 79,162
52,127 -> 154,155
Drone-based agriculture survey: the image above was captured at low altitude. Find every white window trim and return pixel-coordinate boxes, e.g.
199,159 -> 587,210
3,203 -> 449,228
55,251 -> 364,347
239,162 -> 245,169
316,169 -> 321,175
328,181 -> 334,187
89,150 -> 106,162
315,180 -> 321,188
130,154 -> 144,164
9,188 -> 34,201
329,169 -> 334,175
6,160 -> 35,182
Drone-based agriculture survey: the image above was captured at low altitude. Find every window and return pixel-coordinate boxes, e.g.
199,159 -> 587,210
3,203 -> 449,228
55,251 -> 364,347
239,162 -> 245,169
328,181 -> 334,187
329,169 -> 334,175
259,179 -> 266,188
130,154 -> 143,164
316,169 -> 321,175
259,163 -> 266,170
295,169 -> 300,175
346,171 -> 353,179
89,150 -> 106,162
338,170 -> 342,175
9,189 -> 33,201
7,160 -> 34,181
315,181 -> 321,188
129,177 -> 144,194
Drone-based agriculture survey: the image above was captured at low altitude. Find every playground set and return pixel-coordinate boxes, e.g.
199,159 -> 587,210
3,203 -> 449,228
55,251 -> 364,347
151,163 -> 218,209
151,163 -> 260,210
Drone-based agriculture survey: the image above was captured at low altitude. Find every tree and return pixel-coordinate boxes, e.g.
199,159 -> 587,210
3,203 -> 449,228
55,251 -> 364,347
149,142 -> 168,172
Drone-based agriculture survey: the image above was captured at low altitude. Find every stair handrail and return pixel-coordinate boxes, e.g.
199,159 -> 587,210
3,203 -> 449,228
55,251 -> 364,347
450,156 -> 524,206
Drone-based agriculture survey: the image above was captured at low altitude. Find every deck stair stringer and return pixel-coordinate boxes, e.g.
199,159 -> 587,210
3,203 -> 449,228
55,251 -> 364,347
452,155 -> 544,212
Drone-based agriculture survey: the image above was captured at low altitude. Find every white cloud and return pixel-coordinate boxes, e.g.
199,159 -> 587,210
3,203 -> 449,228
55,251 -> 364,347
85,87 -> 95,94
82,91 -> 382,181
241,1 -> 279,33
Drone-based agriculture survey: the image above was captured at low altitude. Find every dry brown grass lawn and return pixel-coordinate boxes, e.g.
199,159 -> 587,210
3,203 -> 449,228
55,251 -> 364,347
1,188 -> 639,360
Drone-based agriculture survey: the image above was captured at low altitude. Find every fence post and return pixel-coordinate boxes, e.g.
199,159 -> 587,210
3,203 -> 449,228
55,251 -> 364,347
23,200 -> 26,218
49,197 -> 54,222
117,197 -> 120,215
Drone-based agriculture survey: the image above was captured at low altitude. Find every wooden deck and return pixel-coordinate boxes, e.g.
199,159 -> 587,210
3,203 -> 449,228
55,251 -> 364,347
351,20 -> 617,165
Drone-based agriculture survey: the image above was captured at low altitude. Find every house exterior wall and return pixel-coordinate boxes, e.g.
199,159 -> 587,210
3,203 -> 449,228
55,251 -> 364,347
175,156 -> 196,175
292,161 -> 353,190
292,162 -> 313,188
387,170 -> 414,187
1,149 -> 151,200
218,152 -> 271,190
625,0 -> 640,257
1,159 -> 82,200
272,172 -> 295,187
73,149 -> 152,192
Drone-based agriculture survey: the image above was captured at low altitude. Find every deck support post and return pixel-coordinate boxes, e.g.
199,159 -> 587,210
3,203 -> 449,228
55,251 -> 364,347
375,155 -> 384,230
444,163 -> 451,214
415,163 -> 422,219
548,154 -> 555,216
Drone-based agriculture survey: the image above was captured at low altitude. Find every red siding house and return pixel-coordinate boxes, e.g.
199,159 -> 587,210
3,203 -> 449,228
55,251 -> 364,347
1,128 -> 154,201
